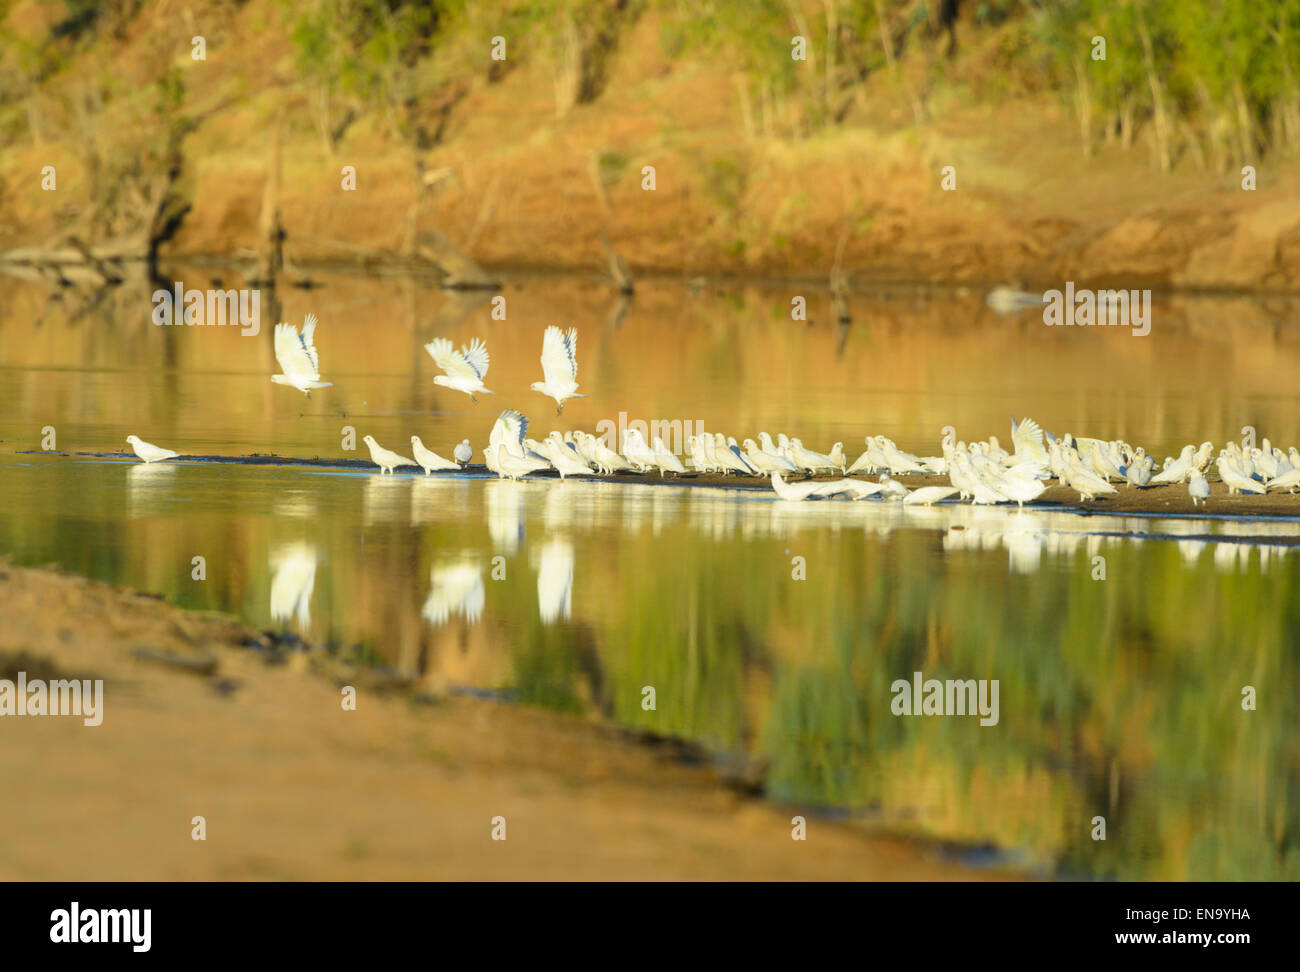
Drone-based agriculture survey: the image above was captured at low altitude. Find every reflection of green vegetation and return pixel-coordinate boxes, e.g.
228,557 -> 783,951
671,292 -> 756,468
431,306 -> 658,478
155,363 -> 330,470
3,452 -> 1299,880
595,149 -> 629,187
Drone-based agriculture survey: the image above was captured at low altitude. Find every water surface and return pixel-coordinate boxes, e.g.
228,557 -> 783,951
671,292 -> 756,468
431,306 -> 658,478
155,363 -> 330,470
2,270 -> 1298,880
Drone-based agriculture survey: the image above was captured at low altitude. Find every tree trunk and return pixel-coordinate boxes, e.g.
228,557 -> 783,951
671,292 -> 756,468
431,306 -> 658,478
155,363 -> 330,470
1136,15 -> 1172,172
1072,58 -> 1093,158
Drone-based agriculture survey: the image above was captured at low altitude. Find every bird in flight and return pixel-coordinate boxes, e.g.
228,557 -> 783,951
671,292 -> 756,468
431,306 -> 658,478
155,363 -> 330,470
425,336 -> 492,401
531,326 -> 585,414
272,313 -> 333,398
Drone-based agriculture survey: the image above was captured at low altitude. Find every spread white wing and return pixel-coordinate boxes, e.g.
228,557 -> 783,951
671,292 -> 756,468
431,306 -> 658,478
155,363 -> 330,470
540,326 -> 578,385
274,314 -> 323,380
1011,415 -> 1047,461
490,409 -> 528,450
426,336 -> 490,380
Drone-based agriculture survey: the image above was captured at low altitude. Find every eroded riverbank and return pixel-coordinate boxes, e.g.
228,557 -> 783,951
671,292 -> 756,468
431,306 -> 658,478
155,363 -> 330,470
0,557 -> 1020,880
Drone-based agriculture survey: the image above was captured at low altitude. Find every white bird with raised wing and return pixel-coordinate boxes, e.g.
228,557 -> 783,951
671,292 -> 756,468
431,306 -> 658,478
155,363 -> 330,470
271,313 -> 333,397
531,326 -> 586,414
425,336 -> 493,400
1010,416 -> 1049,465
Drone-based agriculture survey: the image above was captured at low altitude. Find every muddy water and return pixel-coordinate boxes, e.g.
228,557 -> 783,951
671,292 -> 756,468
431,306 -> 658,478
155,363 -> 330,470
1,268 -> 1298,880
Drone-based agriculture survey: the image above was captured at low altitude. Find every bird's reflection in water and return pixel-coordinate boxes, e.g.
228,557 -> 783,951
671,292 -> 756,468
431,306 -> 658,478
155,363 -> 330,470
422,558 -> 485,626
651,488 -> 683,537
363,475 -> 411,527
270,541 -> 317,630
411,476 -> 469,526
542,481 -> 585,531
271,489 -> 318,520
126,462 -> 175,518
533,537 -> 574,625
485,479 -> 526,555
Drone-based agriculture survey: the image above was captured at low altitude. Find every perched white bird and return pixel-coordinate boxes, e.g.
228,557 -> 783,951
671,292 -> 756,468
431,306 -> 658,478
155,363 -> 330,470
951,451 -> 1011,504
744,437 -> 797,473
362,435 -> 416,474
652,437 -> 687,477
1266,467 -> 1300,493
688,435 -> 710,473
827,442 -> 847,472
453,439 -> 473,465
770,471 -> 827,500
1151,445 -> 1196,485
1124,453 -> 1153,487
584,432 -> 632,474
812,478 -> 885,499
410,436 -> 459,474
903,486 -> 960,506
875,436 -> 927,475
1087,441 -> 1126,482
622,428 -> 658,473
1192,441 -> 1215,473
1188,469 -> 1211,506
494,443 -> 547,480
846,440 -> 877,475
986,464 -> 1048,507
542,434 -> 593,478
876,472 -> 911,499
425,336 -> 493,400
713,434 -> 756,475
1217,454 -> 1265,494
789,438 -> 838,474
531,326 -> 585,414
271,314 -> 333,397
125,435 -> 179,463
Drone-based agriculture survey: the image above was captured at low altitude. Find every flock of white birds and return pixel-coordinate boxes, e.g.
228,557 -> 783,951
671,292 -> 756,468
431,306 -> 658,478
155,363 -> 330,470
121,317 -> 1300,509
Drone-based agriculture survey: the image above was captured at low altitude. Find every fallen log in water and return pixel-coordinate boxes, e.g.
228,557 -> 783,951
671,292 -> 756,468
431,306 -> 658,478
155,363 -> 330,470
0,234 -> 143,285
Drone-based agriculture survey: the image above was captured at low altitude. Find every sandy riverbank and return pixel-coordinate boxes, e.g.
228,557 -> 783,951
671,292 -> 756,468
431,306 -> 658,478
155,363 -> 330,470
0,556 -> 1016,880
